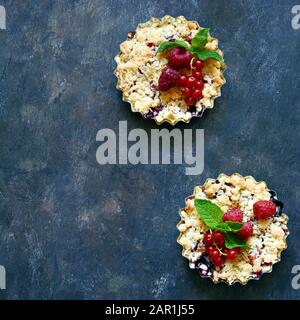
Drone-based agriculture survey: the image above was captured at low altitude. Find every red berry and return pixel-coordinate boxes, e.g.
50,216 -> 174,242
168,47 -> 193,69
182,87 -> 191,98
213,256 -> 225,266
192,88 -> 202,100
211,231 -> 225,248
209,249 -> 220,260
193,59 -> 204,70
179,75 -> 188,86
195,80 -> 204,91
185,96 -> 194,106
222,207 -> 244,222
158,67 -> 181,91
186,76 -> 196,88
206,245 -> 215,255
203,232 -> 213,246
192,89 -> 203,100
209,248 -> 225,266
193,71 -> 202,80
253,200 -> 276,219
236,222 -> 253,240
226,248 -> 240,260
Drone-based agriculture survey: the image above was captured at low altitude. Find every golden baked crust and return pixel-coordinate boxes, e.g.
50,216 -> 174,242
115,16 -> 226,125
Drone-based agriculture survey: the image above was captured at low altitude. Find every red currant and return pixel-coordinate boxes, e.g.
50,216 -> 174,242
185,96 -> 194,106
209,249 -> 225,266
193,71 -> 202,80
211,231 -> 225,248
179,75 -> 188,86
203,233 -> 213,246
193,59 -> 204,70
182,87 -> 191,99
209,249 -> 221,261
213,256 -> 225,266
186,76 -> 196,88
206,245 -> 215,255
226,248 -> 240,260
192,88 -> 203,100
195,80 -> 204,91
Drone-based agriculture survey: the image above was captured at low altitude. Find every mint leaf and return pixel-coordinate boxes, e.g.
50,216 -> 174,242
194,199 -> 224,230
214,222 -> 242,233
157,40 -> 190,53
191,28 -> 209,49
192,49 -> 223,61
224,233 -> 250,250
225,221 -> 243,232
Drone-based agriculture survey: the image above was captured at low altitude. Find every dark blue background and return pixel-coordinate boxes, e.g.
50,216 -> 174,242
0,0 -> 299,299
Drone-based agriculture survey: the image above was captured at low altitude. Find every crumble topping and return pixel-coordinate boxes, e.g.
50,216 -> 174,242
115,16 -> 226,125
177,173 -> 289,284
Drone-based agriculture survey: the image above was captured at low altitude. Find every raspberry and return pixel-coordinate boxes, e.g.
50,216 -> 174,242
158,67 -> 181,91
222,207 -> 244,222
253,200 -> 276,219
168,47 -> 193,69
236,222 -> 253,240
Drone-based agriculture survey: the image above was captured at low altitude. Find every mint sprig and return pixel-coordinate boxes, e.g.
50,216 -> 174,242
157,28 -> 222,62
194,199 -> 250,250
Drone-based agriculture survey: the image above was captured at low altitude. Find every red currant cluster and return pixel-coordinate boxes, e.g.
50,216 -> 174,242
179,59 -> 205,106
203,231 -> 240,266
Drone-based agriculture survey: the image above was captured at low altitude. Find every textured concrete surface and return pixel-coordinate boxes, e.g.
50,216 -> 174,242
0,0 -> 299,299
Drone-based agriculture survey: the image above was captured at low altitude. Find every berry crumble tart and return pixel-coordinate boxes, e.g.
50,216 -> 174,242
115,16 -> 226,125
177,173 -> 289,285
